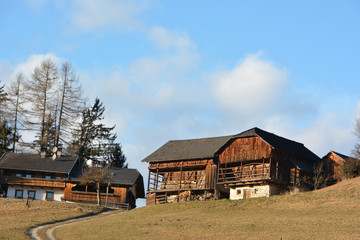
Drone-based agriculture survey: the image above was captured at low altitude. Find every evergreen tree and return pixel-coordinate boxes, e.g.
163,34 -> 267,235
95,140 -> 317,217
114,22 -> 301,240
109,143 -> 127,168
71,98 -> 125,166
0,120 -> 13,156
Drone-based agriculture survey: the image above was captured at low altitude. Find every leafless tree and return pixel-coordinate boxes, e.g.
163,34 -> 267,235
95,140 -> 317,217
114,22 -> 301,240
81,166 -> 112,205
6,73 -> 27,152
0,81 -> 8,118
352,118 -> 360,159
24,58 -> 58,152
55,61 -> 85,149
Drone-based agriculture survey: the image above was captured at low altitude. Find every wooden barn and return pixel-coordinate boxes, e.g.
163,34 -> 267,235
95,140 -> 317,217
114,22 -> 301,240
142,136 -> 232,205
143,127 -> 320,205
322,151 -> 351,182
0,152 -> 144,209
217,128 -> 320,200
64,167 -> 145,209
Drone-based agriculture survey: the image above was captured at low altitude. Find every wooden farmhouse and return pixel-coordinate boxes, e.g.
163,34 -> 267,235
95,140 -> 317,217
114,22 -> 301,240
322,151 -> 351,182
0,152 -> 144,209
142,127 -> 320,205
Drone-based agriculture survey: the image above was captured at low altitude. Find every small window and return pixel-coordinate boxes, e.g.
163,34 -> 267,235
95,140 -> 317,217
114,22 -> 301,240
16,173 -> 22,177
26,174 -> 32,178
28,191 -> 35,199
237,189 -> 242,195
55,176 -> 62,180
254,189 -> 258,194
15,190 -> 23,198
46,192 -> 54,201
45,176 -> 52,180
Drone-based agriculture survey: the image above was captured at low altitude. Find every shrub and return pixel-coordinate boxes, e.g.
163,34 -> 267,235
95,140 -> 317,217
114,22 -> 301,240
342,157 -> 360,179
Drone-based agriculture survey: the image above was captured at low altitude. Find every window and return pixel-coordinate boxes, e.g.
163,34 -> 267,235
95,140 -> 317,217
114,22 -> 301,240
15,190 -> 23,198
16,173 -> 22,177
237,189 -> 242,195
46,192 -> 54,201
27,191 -> 35,199
45,176 -> 52,179
55,176 -> 62,180
25,174 -> 32,178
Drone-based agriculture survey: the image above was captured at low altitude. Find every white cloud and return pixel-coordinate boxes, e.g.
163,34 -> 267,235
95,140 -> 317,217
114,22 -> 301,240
70,0 -> 147,32
212,52 -> 287,116
149,27 -> 193,51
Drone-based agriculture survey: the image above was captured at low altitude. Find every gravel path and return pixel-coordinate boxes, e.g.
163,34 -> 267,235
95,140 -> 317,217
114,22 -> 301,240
29,209 -> 124,240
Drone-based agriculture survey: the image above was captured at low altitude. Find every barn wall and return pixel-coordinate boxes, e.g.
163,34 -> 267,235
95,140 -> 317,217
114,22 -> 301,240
219,137 -> 272,164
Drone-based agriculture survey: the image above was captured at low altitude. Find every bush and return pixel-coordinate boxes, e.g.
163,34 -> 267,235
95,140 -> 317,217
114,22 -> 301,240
342,158 -> 360,179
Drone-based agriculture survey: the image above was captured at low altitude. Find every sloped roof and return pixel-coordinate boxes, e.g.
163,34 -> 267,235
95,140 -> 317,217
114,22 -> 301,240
232,127 -> 320,164
331,151 -> 351,161
0,152 -> 78,174
142,135 -> 233,163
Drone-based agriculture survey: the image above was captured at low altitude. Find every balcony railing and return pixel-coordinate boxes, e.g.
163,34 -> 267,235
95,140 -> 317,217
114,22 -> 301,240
218,163 -> 271,184
4,176 -> 66,188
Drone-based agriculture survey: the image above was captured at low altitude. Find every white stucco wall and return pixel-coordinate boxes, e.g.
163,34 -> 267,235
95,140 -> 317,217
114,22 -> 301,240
7,186 -> 64,202
229,185 -> 281,200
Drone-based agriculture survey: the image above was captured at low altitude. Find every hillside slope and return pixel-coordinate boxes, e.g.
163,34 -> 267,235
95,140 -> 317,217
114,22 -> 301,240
54,178 -> 360,240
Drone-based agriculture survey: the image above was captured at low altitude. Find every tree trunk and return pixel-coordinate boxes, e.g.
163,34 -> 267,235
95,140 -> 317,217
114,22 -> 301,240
96,182 -> 101,205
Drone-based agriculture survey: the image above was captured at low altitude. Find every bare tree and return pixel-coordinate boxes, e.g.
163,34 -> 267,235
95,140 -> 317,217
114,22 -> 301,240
6,73 -> 26,152
81,166 -> 112,205
25,58 -> 58,152
352,118 -> 360,159
0,81 -> 8,118
55,61 -> 85,149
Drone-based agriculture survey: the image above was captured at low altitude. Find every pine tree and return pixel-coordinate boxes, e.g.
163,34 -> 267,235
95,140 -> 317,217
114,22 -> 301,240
71,98 -> 120,166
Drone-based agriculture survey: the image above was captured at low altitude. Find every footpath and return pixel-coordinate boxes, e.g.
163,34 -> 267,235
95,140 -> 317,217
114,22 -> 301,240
29,208 -> 125,240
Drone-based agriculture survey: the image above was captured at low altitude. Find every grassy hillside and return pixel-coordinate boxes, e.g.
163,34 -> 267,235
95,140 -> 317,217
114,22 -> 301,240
0,198 -> 102,240
54,178 -> 360,240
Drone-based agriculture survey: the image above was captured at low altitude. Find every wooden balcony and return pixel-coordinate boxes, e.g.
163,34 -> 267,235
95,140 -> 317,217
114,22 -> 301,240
64,191 -> 122,204
4,176 -> 66,188
218,163 -> 271,185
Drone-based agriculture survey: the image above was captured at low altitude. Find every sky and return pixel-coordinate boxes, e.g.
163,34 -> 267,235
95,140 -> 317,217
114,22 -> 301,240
1,0 -> 360,206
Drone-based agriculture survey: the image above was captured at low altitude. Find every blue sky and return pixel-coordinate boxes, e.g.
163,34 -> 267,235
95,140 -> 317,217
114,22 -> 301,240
1,1 -> 360,205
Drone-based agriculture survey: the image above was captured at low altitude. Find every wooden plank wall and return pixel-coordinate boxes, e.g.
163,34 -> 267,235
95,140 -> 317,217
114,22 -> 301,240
219,137 -> 271,164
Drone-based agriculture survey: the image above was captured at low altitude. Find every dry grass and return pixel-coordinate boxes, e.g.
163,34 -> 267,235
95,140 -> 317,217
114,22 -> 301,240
0,198 -> 102,240
54,177 -> 360,240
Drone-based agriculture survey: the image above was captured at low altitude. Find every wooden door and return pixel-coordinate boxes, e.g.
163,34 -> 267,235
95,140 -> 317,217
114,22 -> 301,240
244,189 -> 251,199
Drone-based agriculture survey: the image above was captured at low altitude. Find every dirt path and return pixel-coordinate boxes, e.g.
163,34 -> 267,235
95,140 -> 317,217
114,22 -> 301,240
29,209 -> 125,240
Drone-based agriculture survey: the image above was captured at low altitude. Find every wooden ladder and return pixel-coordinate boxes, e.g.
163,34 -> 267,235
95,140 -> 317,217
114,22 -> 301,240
156,193 -> 167,204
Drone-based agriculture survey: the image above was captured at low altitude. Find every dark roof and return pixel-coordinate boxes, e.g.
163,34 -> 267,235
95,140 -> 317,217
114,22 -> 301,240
332,151 -> 351,161
142,135 -> 233,163
0,152 -> 78,174
232,127 -> 320,164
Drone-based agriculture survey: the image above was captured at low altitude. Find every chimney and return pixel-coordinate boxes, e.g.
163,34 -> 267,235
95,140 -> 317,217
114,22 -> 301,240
57,147 -> 62,158
40,148 -> 46,158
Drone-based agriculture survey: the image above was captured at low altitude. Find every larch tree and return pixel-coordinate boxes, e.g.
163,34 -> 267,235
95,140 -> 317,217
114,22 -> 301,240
6,73 -> 26,152
55,61 -> 85,149
353,118 -> 360,159
0,81 -> 12,155
25,58 -> 58,153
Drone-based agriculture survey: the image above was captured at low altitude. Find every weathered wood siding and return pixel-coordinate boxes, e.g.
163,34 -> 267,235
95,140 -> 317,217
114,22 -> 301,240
219,137 -> 272,164
322,152 -> 345,181
63,183 -> 128,204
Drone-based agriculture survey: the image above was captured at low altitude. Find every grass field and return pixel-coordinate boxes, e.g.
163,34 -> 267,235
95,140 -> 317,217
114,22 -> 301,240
0,198 -> 102,240
54,178 -> 360,240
